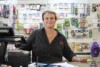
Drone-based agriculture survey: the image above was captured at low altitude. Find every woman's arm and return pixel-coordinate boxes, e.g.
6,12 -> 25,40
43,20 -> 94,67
20,30 -> 36,51
62,36 -> 87,62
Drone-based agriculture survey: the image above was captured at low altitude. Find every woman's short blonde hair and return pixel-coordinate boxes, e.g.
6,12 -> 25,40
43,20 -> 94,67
42,10 -> 57,20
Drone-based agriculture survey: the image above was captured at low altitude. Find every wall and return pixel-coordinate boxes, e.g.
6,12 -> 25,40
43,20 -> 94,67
16,0 -> 100,4
15,0 -> 100,44
47,0 -> 100,3
17,0 -> 48,4
47,0 -> 100,45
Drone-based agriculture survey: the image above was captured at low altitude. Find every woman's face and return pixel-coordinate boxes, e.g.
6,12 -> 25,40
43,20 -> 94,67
43,12 -> 57,29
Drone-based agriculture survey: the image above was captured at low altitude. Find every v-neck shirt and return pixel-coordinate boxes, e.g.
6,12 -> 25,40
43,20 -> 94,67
22,28 -> 76,63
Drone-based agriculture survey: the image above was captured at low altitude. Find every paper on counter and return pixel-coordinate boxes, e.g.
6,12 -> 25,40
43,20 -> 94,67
28,62 -> 78,67
52,62 -> 78,67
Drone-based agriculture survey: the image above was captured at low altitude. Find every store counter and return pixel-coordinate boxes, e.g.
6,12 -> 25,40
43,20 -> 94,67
69,62 -> 100,67
28,56 -> 100,67
69,56 -> 100,67
28,62 -> 100,67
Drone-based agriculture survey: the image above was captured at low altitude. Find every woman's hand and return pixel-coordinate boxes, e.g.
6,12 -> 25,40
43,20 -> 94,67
72,56 -> 87,63
79,57 -> 87,63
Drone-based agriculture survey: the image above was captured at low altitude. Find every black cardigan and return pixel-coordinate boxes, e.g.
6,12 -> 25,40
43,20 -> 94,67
21,28 -> 75,63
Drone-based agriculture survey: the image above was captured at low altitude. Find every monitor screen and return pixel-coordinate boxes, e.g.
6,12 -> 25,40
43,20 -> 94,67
0,26 -> 14,36
0,29 -> 9,33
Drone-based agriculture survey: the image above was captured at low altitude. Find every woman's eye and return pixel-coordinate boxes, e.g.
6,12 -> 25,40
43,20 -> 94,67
44,17 -> 48,20
50,17 -> 54,20
44,17 -> 54,20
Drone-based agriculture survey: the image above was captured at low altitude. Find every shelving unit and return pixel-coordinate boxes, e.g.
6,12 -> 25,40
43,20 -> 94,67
50,3 -> 96,59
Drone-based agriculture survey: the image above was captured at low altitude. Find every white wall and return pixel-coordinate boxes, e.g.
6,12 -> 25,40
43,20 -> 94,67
16,0 -> 96,4
47,0 -> 100,3
17,0 -> 48,4
16,0 -> 100,4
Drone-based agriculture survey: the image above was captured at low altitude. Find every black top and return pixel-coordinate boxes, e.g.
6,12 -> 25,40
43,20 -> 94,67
21,28 -> 76,63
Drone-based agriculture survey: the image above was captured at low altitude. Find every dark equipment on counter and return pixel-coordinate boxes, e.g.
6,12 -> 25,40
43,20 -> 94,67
0,26 -> 30,67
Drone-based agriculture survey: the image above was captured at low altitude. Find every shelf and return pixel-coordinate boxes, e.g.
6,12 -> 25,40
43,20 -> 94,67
75,52 -> 90,55
68,38 -> 93,43
74,51 -> 90,53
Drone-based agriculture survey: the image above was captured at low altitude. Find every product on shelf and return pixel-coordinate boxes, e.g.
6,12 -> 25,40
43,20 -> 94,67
70,18 -> 79,27
64,18 -> 70,28
92,4 -> 97,12
70,42 -> 90,53
57,23 -> 63,32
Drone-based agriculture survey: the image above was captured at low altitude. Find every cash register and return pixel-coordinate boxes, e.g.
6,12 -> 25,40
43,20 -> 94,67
0,26 -> 26,43
0,26 -> 14,64
0,26 -> 30,67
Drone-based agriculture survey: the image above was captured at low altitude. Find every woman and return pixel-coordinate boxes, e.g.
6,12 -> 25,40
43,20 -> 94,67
21,10 -> 86,64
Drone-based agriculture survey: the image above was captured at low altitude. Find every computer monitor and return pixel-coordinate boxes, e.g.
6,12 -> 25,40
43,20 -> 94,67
0,26 -> 14,36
